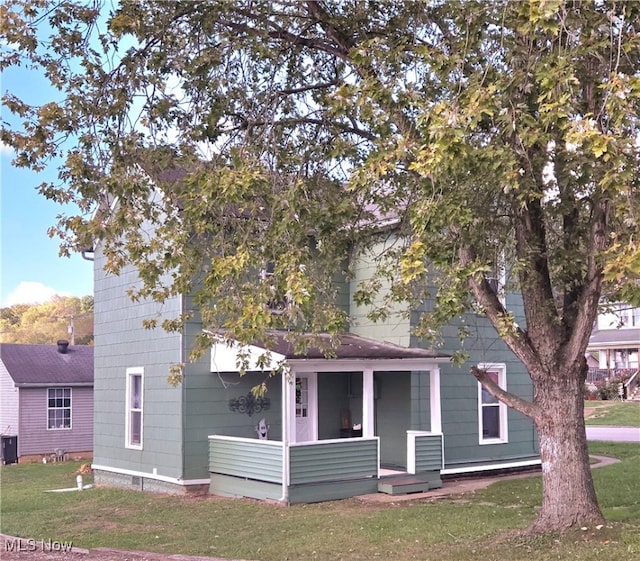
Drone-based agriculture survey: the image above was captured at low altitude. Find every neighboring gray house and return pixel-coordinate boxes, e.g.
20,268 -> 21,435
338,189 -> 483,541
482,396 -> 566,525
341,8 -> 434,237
0,341 -> 94,462
92,231 -> 540,503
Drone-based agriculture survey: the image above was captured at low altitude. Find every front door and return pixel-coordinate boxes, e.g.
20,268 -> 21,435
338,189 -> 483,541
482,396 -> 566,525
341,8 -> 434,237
295,373 -> 317,442
375,371 -> 410,468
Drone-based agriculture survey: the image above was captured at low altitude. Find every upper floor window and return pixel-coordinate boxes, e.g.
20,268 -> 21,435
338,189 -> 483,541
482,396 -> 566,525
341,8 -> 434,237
126,368 -> 144,449
47,388 -> 72,430
477,363 -> 508,445
599,303 -> 640,329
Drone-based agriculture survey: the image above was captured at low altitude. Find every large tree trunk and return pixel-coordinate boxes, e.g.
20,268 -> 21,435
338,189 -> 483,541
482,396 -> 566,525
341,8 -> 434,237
531,370 -> 605,532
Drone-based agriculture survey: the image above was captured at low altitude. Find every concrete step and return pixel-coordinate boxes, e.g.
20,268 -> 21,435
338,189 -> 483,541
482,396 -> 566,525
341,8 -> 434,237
378,472 -> 442,496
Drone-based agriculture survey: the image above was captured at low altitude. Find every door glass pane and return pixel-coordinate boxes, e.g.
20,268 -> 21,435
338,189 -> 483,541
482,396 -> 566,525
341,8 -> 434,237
296,377 -> 308,418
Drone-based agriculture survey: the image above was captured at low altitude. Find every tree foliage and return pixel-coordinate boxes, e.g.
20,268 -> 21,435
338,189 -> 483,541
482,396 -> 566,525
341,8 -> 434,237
2,0 -> 639,532
0,295 -> 94,345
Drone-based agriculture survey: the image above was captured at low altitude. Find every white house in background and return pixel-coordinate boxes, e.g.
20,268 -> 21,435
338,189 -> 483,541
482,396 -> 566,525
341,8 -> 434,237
587,303 -> 640,371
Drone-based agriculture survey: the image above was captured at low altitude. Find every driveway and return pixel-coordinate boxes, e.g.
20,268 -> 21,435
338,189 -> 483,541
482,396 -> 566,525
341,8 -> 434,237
586,426 -> 640,443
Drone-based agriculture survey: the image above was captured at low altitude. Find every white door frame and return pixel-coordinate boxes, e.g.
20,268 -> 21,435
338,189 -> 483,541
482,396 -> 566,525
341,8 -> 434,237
289,372 -> 318,443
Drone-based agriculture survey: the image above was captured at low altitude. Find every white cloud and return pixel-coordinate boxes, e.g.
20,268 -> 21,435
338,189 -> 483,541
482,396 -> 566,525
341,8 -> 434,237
3,281 -> 71,306
0,141 -> 15,157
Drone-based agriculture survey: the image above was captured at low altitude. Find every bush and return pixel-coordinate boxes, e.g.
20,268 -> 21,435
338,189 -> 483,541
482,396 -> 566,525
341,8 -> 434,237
593,377 -> 625,400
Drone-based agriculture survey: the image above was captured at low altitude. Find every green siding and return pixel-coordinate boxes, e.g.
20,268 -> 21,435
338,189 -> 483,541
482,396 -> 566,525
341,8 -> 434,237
183,345 -> 283,480
409,280 -> 539,469
413,434 -> 444,472
375,371 -> 410,467
410,371 -> 432,431
349,236 -> 410,346
209,437 -> 283,483
317,373 -> 350,440
287,478 -> 379,504
93,249 -> 184,480
289,439 -> 378,484
210,474 -> 283,501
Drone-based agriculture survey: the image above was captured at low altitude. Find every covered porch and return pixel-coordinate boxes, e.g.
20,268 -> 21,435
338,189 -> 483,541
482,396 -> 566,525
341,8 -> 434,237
207,332 -> 449,503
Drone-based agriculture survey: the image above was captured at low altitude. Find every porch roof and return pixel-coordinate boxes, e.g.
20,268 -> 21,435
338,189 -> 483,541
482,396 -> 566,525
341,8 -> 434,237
588,327 -> 640,349
263,332 -> 449,361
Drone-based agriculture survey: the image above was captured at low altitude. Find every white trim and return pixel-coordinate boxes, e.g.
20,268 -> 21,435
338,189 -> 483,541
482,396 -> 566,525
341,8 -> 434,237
125,367 -> 144,450
429,368 -> 442,434
289,436 -> 379,447
292,372 -> 317,443
287,358 -> 448,372
441,458 -> 541,475
362,368 -> 375,438
406,431 -> 444,474
282,365 -> 290,497
91,463 -> 210,486
209,337 -> 287,373
477,362 -> 508,445
46,387 -> 72,431
208,434 -> 282,446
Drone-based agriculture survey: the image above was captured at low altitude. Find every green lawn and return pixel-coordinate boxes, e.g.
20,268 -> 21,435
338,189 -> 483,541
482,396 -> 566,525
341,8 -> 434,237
584,400 -> 640,426
1,442 -> 639,561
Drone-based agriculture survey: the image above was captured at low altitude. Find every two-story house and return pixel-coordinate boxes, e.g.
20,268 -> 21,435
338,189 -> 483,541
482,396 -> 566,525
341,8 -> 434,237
90,221 -> 540,503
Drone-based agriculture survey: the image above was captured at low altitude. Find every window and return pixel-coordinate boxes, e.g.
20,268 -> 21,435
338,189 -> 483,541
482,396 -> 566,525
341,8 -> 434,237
477,363 -> 508,444
126,368 -> 144,449
47,388 -> 71,429
260,266 -> 291,314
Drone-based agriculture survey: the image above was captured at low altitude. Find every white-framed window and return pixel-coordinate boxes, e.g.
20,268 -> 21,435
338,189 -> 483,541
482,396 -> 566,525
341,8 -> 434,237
125,367 -> 144,449
477,363 -> 508,444
47,387 -> 72,430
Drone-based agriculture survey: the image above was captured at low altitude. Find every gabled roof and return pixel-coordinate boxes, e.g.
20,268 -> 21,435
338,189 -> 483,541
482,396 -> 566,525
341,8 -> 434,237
0,343 -> 93,387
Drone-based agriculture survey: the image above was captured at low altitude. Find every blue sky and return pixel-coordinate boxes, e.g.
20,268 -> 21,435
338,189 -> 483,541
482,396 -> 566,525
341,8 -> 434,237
1,65 -> 93,308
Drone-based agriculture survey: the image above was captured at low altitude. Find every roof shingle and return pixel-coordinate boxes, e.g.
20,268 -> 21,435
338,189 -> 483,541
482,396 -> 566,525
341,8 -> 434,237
0,343 -> 93,387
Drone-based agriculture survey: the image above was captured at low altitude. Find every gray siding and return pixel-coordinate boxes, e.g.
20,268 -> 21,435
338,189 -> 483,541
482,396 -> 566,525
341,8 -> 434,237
0,362 -> 19,435
17,386 -> 93,456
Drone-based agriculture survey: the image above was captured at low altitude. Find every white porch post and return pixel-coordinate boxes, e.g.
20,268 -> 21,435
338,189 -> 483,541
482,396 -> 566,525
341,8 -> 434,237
284,368 -> 296,444
282,367 -> 292,493
362,367 -> 375,437
430,367 -> 442,434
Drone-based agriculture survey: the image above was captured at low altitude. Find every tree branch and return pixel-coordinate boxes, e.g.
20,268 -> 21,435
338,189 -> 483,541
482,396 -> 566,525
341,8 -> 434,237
459,245 -> 544,377
471,366 -> 539,419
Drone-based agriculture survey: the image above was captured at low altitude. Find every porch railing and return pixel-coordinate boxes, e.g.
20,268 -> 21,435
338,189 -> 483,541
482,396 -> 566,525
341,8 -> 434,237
209,435 -> 283,484
407,431 -> 444,474
625,370 -> 640,400
208,436 -> 379,487
289,438 -> 379,485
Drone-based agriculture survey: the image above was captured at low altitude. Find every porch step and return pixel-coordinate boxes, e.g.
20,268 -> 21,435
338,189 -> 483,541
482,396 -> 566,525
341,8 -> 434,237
378,472 -> 442,496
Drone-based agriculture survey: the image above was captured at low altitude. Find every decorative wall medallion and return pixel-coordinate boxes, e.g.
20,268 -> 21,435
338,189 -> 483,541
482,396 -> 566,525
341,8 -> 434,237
229,393 -> 271,417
